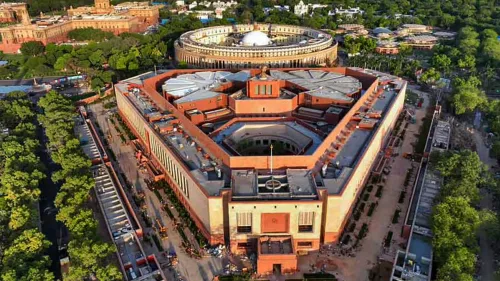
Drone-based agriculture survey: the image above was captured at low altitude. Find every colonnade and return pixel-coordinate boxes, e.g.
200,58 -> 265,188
175,43 -> 337,69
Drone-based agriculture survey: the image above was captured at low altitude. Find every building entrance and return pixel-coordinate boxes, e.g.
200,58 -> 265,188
273,264 -> 282,276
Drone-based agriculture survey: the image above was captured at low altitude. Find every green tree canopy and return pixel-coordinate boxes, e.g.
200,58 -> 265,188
20,41 -> 46,57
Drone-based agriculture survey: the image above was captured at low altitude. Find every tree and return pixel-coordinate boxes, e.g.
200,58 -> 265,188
451,83 -> 486,115
420,68 -> 440,84
457,54 -> 476,69
95,265 -> 123,281
20,41 -> 45,57
440,13 -> 456,29
491,141 -> 500,160
458,27 -> 480,55
481,37 -> 500,63
432,196 -> 480,262
68,27 -> 114,42
431,54 -> 452,73
436,247 -> 476,281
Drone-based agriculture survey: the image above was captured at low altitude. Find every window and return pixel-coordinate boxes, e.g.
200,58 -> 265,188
259,85 -> 266,94
237,213 -> 252,233
237,242 -> 250,249
297,241 -> 313,248
298,212 -> 314,232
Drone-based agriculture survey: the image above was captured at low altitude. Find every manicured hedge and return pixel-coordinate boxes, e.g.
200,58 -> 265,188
358,223 -> 368,239
367,202 -> 377,216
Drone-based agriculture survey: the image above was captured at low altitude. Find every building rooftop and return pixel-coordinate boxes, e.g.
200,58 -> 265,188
241,30 -> 271,46
373,27 -> 392,34
406,35 -> 438,42
232,169 -> 318,200
163,70 -> 250,98
75,116 -> 102,162
118,68 -> 406,201
259,236 -> 294,255
0,2 -> 25,8
401,24 -> 427,29
392,120 -> 450,281
270,69 -> 361,102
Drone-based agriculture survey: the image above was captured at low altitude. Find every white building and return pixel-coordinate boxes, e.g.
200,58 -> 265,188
193,10 -> 214,19
175,0 -> 185,6
310,4 -> 328,10
200,0 -> 211,7
215,7 -> 225,19
188,1 -> 198,10
263,5 -> 290,15
329,7 -> 364,17
212,0 -> 237,9
294,0 -> 308,16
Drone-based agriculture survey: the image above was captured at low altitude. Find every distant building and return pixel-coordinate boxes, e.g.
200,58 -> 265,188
376,41 -> 399,55
189,1 -> 198,10
0,0 -> 160,53
175,0 -> 185,7
433,31 -> 456,40
175,23 -> 337,68
404,35 -> 438,50
0,2 -> 30,24
294,0 -> 308,16
329,7 -> 364,17
337,24 -> 368,36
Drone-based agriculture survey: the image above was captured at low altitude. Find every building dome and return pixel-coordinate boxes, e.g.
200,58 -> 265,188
241,31 -> 271,46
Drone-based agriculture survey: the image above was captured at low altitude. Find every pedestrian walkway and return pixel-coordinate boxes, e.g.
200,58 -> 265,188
89,102 -> 225,281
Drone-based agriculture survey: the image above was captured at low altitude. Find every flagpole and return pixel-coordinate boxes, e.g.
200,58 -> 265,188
270,144 -> 273,175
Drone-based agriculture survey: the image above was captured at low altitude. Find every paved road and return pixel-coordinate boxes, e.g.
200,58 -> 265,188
473,131 -> 496,281
36,116 -> 63,280
0,76 -> 64,86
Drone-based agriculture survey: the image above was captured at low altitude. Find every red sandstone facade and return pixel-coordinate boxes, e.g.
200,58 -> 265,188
0,0 -> 160,53
115,67 -> 406,275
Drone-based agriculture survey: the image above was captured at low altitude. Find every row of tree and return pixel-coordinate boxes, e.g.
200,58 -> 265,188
3,16 -> 207,86
38,91 -> 121,281
417,27 -> 499,115
430,150 -> 497,281
0,91 -> 54,280
346,51 -> 422,81
227,0 -> 498,33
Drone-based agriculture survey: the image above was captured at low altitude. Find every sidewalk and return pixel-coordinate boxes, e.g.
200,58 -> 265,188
88,102 -> 225,281
298,92 -> 430,281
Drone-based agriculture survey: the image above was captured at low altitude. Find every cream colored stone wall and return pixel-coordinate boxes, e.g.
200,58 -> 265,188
175,42 -> 337,69
324,83 -> 406,236
208,197 -> 225,236
175,24 -> 337,68
116,88 -> 212,233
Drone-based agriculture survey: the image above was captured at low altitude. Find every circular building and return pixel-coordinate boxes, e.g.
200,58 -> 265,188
174,23 -> 338,69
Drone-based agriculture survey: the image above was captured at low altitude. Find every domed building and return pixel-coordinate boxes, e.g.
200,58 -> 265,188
174,23 -> 338,69
241,30 -> 271,46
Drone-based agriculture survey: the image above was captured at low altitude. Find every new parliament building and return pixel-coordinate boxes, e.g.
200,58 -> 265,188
115,64 -> 406,275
